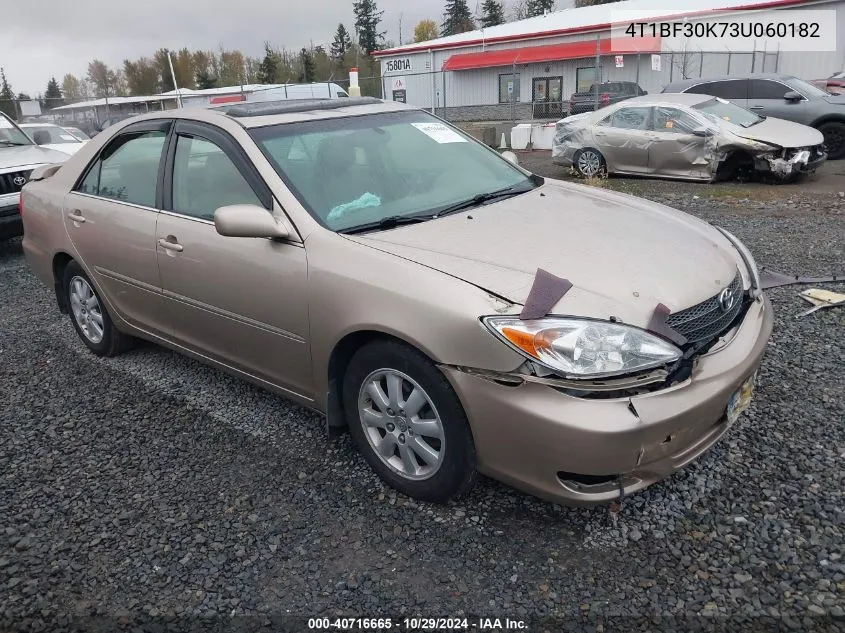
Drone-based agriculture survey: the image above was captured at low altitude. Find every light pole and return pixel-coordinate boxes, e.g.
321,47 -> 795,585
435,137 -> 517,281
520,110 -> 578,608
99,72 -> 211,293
167,51 -> 184,108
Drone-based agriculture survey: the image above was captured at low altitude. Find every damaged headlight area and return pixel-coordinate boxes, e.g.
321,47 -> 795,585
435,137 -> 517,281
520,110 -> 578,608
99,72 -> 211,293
483,316 -> 683,380
750,144 -> 826,179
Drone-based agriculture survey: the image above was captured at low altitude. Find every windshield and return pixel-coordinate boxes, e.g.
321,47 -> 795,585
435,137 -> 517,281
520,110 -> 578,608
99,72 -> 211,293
788,77 -> 829,98
0,114 -> 34,146
250,110 -> 535,232
24,125 -> 81,144
693,98 -> 762,128
64,126 -> 90,140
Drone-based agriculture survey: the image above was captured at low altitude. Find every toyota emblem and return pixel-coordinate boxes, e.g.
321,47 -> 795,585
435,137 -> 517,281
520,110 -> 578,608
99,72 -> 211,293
13,176 -> 27,187
718,287 -> 735,313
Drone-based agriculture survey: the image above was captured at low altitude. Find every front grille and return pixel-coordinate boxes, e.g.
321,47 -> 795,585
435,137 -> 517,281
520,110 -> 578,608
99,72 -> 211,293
666,272 -> 745,345
0,170 -> 33,196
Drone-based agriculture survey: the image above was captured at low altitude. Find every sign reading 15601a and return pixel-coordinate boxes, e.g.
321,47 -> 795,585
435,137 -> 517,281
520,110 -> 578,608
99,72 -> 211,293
385,58 -> 412,72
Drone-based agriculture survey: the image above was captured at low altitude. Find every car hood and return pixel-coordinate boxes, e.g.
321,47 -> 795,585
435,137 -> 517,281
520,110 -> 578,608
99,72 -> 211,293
347,181 -> 740,330
730,117 -> 824,148
0,144 -> 70,169
39,142 -> 85,156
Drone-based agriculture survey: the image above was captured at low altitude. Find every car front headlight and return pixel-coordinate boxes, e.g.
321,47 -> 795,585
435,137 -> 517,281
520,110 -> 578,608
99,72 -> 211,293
483,316 -> 683,379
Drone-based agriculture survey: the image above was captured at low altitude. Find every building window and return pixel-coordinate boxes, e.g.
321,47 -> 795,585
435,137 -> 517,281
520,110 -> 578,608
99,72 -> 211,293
498,73 -> 520,103
576,67 -> 598,93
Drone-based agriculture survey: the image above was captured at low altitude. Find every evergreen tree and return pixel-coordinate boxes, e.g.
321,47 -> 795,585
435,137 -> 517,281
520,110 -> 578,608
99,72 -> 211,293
44,77 -> 63,108
299,48 -> 315,83
195,71 -> 218,90
0,68 -> 16,119
330,24 -> 353,63
257,43 -> 281,84
353,0 -> 386,55
442,0 -> 476,36
526,0 -> 555,16
480,0 -> 506,27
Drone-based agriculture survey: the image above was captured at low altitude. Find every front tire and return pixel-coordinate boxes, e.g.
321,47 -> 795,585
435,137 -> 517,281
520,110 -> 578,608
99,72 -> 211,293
818,121 -> 845,160
342,340 -> 476,503
63,261 -> 133,357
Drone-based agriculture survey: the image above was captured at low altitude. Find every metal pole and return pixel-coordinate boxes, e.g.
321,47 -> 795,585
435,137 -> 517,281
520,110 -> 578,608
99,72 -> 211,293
594,33 -> 600,111
727,51 -> 732,75
442,71 -> 446,118
775,42 -> 781,73
699,50 -> 703,77
512,57 -> 518,122
751,41 -> 756,73
430,50 -> 436,114
669,52 -> 674,82
761,41 -> 767,73
167,51 -> 183,108
636,52 -> 640,86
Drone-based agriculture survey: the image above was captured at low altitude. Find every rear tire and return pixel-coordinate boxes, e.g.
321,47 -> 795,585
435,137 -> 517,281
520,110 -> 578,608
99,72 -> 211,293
573,148 -> 606,178
342,340 -> 476,503
63,261 -> 134,357
818,121 -> 845,160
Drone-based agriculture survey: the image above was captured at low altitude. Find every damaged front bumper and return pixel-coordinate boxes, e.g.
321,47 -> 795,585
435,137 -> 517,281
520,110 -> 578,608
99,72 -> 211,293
441,295 -> 773,506
754,145 -> 827,179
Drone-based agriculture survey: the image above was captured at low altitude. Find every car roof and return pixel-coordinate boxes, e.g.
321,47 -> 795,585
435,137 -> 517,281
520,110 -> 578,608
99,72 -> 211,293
664,74 -> 798,90
612,93 -> 712,107
112,98 -> 415,130
20,122 -> 60,127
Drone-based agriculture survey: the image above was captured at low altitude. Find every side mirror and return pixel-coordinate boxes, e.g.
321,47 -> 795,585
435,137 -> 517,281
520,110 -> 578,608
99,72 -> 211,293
783,91 -> 802,101
691,127 -> 710,137
214,204 -> 290,239
501,150 -> 519,166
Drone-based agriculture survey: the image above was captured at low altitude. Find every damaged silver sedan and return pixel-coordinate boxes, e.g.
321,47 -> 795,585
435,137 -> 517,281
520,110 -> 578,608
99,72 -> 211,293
552,93 -> 827,183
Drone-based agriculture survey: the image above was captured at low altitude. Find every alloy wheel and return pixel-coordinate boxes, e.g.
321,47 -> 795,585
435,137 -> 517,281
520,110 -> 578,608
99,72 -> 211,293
69,276 -> 105,344
577,150 -> 603,177
357,369 -> 445,481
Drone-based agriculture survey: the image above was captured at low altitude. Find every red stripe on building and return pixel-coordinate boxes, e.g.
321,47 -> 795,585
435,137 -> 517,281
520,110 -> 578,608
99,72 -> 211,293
209,94 -> 246,104
442,36 -> 661,71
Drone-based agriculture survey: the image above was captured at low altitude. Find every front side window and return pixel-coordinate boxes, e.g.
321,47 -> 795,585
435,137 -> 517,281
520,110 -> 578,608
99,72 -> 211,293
250,111 -> 535,232
171,135 -> 262,221
76,130 -> 167,207
652,107 -> 701,133
499,74 -> 520,103
748,79 -> 791,100
786,77 -> 828,98
26,125 -> 80,144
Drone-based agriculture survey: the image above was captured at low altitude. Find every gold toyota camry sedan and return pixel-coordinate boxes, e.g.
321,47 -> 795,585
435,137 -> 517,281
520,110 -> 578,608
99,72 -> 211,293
20,98 -> 773,506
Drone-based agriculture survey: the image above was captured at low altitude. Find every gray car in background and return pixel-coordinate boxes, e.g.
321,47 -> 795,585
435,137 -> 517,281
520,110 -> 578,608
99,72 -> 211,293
662,74 -> 845,159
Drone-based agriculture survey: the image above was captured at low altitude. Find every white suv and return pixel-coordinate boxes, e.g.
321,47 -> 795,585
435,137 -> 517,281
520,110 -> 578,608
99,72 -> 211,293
1,112 -> 69,241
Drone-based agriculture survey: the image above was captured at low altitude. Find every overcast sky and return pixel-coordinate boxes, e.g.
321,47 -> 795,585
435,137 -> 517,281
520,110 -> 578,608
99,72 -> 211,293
1,0 -> 483,96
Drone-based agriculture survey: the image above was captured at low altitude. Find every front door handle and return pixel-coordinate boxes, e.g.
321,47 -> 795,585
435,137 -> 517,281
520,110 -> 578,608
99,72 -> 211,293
67,210 -> 86,223
158,238 -> 184,253
749,105 -> 764,110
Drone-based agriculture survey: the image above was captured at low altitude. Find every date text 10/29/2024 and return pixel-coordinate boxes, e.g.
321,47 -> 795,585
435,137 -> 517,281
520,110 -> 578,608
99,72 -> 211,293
308,618 -> 528,631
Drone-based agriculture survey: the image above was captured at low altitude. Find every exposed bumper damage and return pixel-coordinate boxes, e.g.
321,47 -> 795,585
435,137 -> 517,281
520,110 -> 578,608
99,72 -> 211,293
753,147 -> 827,180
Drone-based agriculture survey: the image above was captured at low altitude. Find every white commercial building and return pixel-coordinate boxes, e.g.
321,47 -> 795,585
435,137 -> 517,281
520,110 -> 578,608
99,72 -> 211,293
375,0 -> 845,120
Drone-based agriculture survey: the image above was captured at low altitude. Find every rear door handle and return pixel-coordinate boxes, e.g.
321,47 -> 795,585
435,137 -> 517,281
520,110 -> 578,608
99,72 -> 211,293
749,106 -> 764,110
158,238 -> 184,253
67,210 -> 86,223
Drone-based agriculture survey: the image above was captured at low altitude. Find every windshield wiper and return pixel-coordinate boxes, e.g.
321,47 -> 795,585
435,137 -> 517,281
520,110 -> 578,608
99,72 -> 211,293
741,116 -> 766,128
0,140 -> 29,146
433,182 -> 536,218
340,214 -> 431,235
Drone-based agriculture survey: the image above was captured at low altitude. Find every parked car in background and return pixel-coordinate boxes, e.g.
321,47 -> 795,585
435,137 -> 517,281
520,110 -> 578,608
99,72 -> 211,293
21,98 -> 772,506
662,74 -> 845,159
1,112 -> 68,241
62,126 -> 91,141
553,93 -> 826,182
810,71 -> 845,96
568,81 -> 647,115
19,123 -> 88,156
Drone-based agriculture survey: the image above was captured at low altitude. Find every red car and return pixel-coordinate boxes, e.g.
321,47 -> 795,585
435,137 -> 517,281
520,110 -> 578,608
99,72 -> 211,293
812,71 -> 845,95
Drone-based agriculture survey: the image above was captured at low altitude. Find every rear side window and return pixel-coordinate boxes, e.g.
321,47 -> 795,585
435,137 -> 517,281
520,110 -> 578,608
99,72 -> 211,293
748,79 -> 791,99
603,106 -> 652,130
76,131 -> 167,207
684,80 -> 747,100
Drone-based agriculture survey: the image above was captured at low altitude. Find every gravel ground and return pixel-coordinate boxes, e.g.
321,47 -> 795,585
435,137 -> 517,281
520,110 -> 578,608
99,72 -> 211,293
1,171 -> 844,632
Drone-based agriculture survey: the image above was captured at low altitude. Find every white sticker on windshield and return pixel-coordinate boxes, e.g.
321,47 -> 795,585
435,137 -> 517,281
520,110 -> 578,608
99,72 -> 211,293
411,122 -> 467,144
60,134 -> 78,141
715,97 -> 729,104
